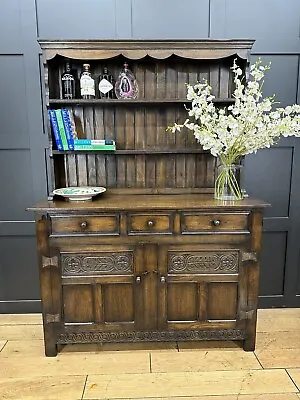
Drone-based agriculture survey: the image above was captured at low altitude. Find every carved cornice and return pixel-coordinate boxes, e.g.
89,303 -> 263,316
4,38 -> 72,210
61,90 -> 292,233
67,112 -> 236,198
39,40 -> 255,62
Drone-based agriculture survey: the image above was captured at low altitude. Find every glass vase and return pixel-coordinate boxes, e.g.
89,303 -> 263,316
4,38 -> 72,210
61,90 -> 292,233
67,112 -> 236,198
214,163 -> 244,201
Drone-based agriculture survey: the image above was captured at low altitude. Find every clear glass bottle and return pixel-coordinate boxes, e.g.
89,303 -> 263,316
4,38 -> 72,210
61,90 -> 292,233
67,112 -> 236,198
61,61 -> 76,99
80,63 -> 95,99
98,67 -> 114,99
115,63 -> 138,99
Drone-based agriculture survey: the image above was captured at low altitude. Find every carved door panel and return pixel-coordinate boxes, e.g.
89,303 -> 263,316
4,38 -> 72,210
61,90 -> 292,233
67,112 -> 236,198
58,245 -> 145,331
157,245 -> 247,331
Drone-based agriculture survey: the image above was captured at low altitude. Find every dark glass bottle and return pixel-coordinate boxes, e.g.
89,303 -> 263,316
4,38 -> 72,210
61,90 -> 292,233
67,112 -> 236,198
61,61 -> 76,99
80,63 -> 95,99
98,67 -> 114,99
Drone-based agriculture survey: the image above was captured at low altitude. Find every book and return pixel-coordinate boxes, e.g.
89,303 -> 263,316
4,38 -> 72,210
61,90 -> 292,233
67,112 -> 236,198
48,110 -> 63,151
74,144 -> 116,151
61,109 -> 75,150
54,109 -> 69,150
74,139 -> 115,146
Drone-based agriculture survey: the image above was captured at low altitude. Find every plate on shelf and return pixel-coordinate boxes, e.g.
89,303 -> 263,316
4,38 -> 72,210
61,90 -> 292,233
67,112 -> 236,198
53,186 -> 106,201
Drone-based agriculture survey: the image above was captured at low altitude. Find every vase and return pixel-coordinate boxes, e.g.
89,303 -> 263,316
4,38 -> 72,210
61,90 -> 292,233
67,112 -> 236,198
214,163 -> 244,201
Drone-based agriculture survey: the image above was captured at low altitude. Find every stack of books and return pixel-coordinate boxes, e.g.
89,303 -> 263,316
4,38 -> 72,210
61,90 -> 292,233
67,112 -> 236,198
48,108 -> 116,151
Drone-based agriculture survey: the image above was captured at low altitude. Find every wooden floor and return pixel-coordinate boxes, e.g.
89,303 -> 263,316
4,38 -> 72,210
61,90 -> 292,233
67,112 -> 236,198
1,309 -> 300,399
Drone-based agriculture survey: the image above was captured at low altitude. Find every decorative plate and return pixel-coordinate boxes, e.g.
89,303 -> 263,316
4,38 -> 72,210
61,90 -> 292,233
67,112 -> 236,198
53,186 -> 106,201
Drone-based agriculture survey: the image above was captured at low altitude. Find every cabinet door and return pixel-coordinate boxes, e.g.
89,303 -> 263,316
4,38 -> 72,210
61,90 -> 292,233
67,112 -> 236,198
58,245 -> 145,331
157,245 -> 248,332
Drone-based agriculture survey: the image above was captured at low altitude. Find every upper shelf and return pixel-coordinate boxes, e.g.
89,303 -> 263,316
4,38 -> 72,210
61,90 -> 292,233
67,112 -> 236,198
39,39 -> 255,62
48,98 -> 235,106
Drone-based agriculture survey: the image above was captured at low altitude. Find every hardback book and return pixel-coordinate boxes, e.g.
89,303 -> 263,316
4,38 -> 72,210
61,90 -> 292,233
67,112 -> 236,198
54,109 -> 69,150
61,109 -> 75,150
73,141 -> 116,151
48,110 -> 63,151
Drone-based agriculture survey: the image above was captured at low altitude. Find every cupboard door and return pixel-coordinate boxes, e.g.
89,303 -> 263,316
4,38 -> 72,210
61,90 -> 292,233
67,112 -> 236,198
157,245 -> 247,331
59,245 -> 145,331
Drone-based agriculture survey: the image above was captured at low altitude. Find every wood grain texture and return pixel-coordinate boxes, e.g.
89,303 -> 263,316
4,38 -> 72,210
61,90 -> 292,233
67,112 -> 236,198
151,350 -> 261,373
83,369 -> 296,398
0,352 -> 150,378
0,376 -> 86,400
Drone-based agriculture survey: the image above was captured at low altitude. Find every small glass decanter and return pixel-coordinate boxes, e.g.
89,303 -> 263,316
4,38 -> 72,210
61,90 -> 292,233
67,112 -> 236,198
115,63 -> 138,99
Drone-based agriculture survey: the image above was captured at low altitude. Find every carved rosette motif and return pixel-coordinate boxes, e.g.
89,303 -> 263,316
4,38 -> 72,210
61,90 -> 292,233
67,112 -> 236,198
169,251 -> 239,273
57,329 -> 245,344
61,253 -> 133,275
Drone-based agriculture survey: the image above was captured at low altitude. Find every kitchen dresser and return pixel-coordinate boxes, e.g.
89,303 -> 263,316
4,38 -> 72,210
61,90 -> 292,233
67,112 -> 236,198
29,40 -> 269,356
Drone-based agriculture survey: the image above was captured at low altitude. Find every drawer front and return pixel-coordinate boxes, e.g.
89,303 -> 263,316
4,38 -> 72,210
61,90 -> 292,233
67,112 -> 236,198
181,212 -> 249,234
50,214 -> 120,236
128,213 -> 173,235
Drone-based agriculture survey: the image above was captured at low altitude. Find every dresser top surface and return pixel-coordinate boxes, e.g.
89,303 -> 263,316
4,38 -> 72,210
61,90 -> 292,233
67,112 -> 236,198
28,194 -> 269,213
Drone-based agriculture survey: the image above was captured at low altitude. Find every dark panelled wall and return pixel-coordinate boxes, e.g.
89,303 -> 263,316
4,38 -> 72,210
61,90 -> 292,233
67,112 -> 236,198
0,0 -> 300,312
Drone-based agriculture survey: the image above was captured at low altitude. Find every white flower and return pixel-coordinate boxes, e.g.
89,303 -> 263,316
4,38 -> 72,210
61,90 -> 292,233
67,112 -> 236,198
167,58 -> 300,164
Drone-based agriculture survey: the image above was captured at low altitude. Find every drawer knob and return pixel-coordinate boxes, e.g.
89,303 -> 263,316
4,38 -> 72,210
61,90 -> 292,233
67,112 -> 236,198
212,219 -> 221,226
136,276 -> 141,284
160,276 -> 166,284
147,220 -> 154,227
80,221 -> 88,228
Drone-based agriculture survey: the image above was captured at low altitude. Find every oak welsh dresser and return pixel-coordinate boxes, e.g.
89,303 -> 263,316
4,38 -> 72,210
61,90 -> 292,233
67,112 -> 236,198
29,40 -> 268,356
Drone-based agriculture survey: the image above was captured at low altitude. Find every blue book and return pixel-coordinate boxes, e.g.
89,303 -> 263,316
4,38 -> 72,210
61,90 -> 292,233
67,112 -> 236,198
48,110 -> 63,151
61,109 -> 74,150
54,109 -> 68,150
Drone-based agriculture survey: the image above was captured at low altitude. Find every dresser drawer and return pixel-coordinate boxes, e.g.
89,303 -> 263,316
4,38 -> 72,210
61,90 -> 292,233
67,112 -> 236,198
50,214 -> 120,236
128,213 -> 173,235
181,212 -> 250,234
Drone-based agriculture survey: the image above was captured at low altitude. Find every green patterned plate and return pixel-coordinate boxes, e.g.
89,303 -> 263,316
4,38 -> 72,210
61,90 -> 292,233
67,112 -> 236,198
53,186 -> 106,201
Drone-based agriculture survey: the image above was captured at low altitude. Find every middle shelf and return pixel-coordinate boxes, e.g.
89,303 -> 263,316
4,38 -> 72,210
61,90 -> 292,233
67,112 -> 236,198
49,98 -> 235,106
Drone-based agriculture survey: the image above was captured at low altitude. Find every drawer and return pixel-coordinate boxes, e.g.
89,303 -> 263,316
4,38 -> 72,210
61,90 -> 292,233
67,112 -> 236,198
50,214 -> 120,236
181,212 -> 249,234
128,213 -> 173,235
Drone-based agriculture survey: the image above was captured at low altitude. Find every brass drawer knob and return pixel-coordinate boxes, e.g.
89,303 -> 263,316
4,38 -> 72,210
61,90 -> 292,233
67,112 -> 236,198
147,220 -> 154,227
212,219 -> 221,226
80,221 -> 88,228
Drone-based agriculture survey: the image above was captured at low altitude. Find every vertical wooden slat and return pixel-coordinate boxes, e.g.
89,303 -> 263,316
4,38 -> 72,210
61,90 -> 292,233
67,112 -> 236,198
84,106 -> 96,185
76,154 -> 88,186
94,105 -> 106,186
220,62 -> 230,98
125,110 -> 136,187
93,284 -> 103,323
66,154 -> 77,186
198,281 -> 208,321
209,62 -> 220,98
115,109 -> 126,187
195,154 -> 206,188
104,105 -> 116,187
146,154 -> 156,188
186,153 -> 196,188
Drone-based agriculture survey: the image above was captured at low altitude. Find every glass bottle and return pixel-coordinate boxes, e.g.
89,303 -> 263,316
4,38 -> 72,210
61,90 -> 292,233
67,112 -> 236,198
115,63 -> 138,99
80,63 -> 95,99
61,61 -> 76,99
98,67 -> 114,99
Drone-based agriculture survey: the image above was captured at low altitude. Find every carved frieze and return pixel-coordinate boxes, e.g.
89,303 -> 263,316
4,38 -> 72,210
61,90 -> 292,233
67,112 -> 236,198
61,253 -> 133,275
57,329 -> 245,344
169,251 -> 239,273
